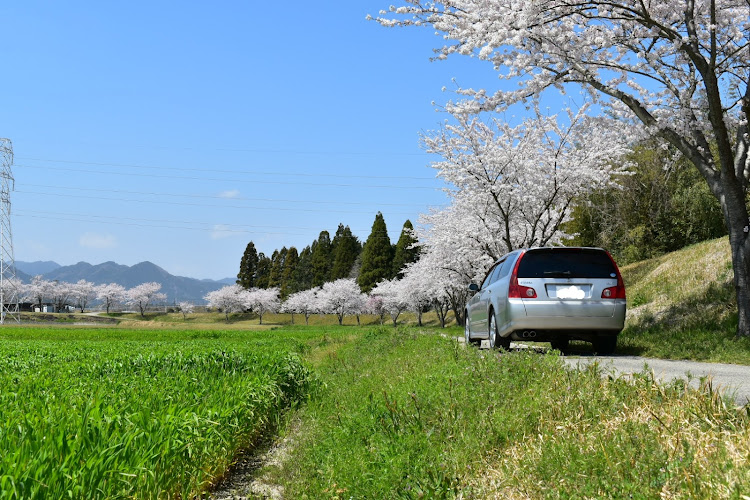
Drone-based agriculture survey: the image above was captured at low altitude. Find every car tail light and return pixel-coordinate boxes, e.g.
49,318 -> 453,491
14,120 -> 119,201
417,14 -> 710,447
508,251 -> 537,299
601,252 -> 626,300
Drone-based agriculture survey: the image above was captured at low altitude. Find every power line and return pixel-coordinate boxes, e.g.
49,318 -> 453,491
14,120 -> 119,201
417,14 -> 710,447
14,210 -> 404,241
21,183 -> 445,209
14,189 -> 423,215
14,211 -> 309,236
16,156 -> 438,181
19,142 -> 431,157
16,209 -> 365,232
16,164 -> 440,190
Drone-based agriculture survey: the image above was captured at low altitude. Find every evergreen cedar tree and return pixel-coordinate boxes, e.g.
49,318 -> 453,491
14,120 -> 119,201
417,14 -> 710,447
331,224 -> 362,280
280,247 -> 299,298
357,212 -> 394,293
392,220 -> 420,279
254,253 -> 272,289
375,1 -> 750,337
294,246 -> 314,292
268,247 -> 288,288
236,242 -> 258,289
310,231 -> 333,287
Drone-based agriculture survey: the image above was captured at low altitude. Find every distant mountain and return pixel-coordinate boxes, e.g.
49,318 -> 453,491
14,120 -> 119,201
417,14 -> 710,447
13,267 -> 32,283
15,260 -> 61,276
28,261 -> 226,304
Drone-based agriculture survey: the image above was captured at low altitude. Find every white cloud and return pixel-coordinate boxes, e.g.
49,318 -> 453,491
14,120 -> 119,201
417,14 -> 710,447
79,232 -> 117,249
218,190 -> 241,199
211,224 -> 237,240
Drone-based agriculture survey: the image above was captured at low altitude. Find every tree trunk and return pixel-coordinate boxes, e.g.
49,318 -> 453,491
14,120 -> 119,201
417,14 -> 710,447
433,300 -> 448,328
711,161 -> 750,337
727,225 -> 750,337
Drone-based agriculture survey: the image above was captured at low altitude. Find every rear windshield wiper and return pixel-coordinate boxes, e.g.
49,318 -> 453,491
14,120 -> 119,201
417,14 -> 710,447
543,270 -> 571,277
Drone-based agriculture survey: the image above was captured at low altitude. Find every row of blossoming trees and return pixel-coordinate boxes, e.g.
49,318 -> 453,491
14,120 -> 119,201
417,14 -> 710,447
15,276 -> 168,317
204,275 -> 444,327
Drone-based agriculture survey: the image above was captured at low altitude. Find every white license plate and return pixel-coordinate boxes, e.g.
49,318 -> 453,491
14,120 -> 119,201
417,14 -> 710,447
547,285 -> 589,299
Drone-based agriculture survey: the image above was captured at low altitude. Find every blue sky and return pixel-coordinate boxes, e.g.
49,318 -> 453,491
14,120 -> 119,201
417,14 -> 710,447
1,1 -> 500,280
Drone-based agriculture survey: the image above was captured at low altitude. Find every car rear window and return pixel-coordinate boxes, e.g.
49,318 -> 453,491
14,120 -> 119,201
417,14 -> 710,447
516,248 -> 617,279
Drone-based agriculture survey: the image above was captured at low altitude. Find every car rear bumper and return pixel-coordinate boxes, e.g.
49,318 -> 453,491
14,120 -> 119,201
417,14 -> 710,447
500,299 -> 626,338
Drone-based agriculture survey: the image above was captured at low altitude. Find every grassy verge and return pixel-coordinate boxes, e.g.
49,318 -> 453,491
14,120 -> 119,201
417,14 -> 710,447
279,327 -> 750,498
0,327 -> 322,499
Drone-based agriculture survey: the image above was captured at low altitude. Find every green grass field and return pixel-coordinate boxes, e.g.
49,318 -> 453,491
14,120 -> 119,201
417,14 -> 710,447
0,327 -> 319,499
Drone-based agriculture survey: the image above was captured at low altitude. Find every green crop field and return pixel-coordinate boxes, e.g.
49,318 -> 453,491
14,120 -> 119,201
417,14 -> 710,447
0,327 -> 317,499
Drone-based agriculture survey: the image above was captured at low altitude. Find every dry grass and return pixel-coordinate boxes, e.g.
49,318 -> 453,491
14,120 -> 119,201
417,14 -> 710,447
623,237 -> 734,326
470,371 -> 750,499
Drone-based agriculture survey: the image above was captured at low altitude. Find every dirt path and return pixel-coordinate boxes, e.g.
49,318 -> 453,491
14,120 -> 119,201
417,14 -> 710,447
209,418 -> 301,500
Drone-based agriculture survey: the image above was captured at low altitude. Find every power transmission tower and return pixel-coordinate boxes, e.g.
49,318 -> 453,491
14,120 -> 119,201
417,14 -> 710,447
0,138 -> 19,323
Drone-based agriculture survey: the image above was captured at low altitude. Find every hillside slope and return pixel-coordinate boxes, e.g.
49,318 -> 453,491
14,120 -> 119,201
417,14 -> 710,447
617,236 -> 750,362
621,236 -> 735,330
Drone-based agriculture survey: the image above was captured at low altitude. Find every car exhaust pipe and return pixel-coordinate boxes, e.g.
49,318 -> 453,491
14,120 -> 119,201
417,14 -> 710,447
521,330 -> 537,338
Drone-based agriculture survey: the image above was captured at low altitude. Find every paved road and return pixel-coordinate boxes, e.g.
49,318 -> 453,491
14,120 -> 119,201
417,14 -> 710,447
468,338 -> 750,406
561,355 -> 750,407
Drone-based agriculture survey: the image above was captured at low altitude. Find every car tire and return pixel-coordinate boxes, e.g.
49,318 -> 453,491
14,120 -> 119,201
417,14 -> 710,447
550,338 -> 569,353
593,335 -> 617,355
489,312 -> 511,351
464,320 -> 474,346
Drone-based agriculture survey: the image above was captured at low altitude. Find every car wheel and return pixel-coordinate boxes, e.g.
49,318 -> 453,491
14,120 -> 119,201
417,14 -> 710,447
464,320 -> 473,346
489,313 -> 511,351
593,335 -> 617,355
550,338 -> 569,353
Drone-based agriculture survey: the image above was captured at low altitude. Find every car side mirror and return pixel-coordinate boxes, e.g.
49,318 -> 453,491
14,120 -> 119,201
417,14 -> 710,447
468,283 -> 479,292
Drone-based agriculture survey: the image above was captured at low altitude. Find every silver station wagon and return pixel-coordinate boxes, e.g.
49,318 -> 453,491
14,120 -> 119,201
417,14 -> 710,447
464,247 -> 626,354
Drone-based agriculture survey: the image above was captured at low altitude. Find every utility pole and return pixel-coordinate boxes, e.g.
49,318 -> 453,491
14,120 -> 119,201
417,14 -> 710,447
0,138 -> 20,323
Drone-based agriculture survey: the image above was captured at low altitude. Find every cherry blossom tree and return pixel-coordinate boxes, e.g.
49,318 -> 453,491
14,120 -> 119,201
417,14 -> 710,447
400,256 -> 451,327
205,284 -> 246,321
366,294 -> 387,325
71,280 -> 96,313
283,288 -> 320,325
243,287 -> 280,325
375,1 -> 750,336
96,283 -> 126,314
398,103 -> 630,328
23,275 -> 54,312
50,280 -> 73,313
350,290 -> 368,326
409,200 -> 496,327
423,107 -> 630,253
398,269 -> 432,326
318,278 -> 366,325
127,282 -> 167,317
371,278 -> 409,327
178,301 -> 195,320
